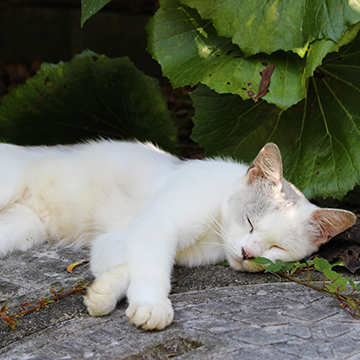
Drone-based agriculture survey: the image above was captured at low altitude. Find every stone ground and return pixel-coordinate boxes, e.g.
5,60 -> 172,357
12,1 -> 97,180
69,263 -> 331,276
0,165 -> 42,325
1,244 -> 360,359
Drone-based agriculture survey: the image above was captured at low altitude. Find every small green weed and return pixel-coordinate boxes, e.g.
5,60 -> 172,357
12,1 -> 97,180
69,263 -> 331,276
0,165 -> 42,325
252,257 -> 360,319
0,279 -> 87,330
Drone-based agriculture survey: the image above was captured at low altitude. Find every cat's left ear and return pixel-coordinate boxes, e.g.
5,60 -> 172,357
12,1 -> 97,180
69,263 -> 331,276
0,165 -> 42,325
311,208 -> 357,245
247,143 -> 283,185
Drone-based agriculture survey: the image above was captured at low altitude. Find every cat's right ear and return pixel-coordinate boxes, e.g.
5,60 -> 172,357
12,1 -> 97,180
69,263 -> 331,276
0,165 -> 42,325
247,143 -> 283,185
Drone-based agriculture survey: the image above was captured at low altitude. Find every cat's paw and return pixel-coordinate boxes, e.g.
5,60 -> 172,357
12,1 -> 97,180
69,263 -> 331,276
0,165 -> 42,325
84,264 -> 129,317
126,299 -> 174,330
84,279 -> 117,316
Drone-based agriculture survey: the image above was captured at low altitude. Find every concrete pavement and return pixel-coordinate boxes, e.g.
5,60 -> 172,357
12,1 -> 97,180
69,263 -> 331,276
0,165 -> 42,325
1,244 -> 360,359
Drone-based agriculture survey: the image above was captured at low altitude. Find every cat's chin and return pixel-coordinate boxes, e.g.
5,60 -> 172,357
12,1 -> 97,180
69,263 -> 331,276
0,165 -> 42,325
228,257 -> 267,273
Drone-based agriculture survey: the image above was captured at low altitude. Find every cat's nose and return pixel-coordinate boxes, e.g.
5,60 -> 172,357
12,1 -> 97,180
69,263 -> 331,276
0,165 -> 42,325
242,248 -> 254,260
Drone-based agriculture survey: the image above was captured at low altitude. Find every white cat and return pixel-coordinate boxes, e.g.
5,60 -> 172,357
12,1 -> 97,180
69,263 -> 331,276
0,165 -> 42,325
0,140 -> 355,330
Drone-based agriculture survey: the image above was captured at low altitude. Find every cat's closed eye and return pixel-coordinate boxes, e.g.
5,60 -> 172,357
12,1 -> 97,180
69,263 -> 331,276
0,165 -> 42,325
246,216 -> 254,233
269,245 -> 285,251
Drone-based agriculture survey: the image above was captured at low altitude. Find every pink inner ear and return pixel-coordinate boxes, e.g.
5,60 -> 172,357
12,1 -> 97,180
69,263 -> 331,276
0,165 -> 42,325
311,209 -> 356,245
246,143 -> 283,185
246,166 -> 262,184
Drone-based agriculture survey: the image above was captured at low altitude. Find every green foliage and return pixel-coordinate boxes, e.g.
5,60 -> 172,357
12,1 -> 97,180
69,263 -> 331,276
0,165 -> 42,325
251,256 -> 360,318
147,0 -> 360,199
147,1 -> 360,109
265,259 -> 294,273
250,257 -> 273,265
6,0 -> 360,199
217,260 -> 230,267
189,40 -> 360,199
81,0 -> 111,27
147,0 -> 307,110
0,50 -> 179,154
181,0 -> 360,57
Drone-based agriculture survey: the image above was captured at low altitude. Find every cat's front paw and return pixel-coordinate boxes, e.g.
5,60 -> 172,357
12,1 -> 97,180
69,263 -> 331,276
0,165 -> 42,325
84,279 -> 118,316
84,264 -> 129,317
126,299 -> 174,330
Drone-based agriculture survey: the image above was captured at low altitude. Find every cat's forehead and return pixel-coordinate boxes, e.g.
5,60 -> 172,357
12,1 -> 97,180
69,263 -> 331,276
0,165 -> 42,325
281,179 -> 307,202
228,178 -> 307,217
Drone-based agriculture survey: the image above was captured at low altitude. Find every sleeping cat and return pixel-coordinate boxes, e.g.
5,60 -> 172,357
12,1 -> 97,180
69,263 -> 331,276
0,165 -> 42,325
0,140 -> 355,330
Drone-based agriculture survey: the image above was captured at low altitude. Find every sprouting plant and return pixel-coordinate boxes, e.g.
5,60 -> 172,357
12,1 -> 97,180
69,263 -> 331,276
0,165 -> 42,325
252,257 -> 360,319
0,279 -> 88,330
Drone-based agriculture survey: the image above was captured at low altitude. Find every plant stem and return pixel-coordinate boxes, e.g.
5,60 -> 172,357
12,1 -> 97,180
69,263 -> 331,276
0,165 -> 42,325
334,293 -> 360,319
279,272 -> 360,319
1,280 -> 87,330
280,272 -> 327,292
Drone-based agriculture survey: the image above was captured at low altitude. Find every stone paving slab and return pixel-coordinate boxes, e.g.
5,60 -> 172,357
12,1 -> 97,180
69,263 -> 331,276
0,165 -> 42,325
1,283 -> 360,359
1,245 -> 360,359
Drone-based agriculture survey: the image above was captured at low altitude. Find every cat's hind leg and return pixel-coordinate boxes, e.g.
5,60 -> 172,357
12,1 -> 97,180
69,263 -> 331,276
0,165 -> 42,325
84,230 -> 129,316
0,204 -> 47,257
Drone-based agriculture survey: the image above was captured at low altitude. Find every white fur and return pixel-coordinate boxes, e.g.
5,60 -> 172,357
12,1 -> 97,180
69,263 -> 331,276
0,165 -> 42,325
0,140 -> 355,330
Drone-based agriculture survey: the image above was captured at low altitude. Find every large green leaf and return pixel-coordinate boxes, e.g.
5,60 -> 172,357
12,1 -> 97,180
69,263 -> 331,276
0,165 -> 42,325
191,34 -> 360,199
0,50 -> 179,153
148,0 -> 360,110
181,0 -> 360,57
305,22 -> 360,77
147,1 -> 306,109
81,0 -> 111,27
190,85 -> 284,161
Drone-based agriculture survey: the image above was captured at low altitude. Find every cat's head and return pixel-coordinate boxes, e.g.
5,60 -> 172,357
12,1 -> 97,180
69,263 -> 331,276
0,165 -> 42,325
221,143 -> 356,272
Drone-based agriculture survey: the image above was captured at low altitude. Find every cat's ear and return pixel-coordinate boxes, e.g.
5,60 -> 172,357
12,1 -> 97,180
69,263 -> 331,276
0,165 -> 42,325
247,143 -> 283,185
311,208 -> 357,245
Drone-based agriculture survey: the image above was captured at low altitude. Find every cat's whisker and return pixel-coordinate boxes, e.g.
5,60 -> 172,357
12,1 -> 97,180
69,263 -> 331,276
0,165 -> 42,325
205,241 -> 227,249
204,221 -> 222,237
206,211 -> 224,231
204,219 -> 227,240
204,212 -> 228,239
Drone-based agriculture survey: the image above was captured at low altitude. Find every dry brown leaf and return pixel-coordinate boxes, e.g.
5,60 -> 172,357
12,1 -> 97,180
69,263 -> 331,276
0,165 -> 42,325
253,63 -> 275,102
66,260 -> 89,274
